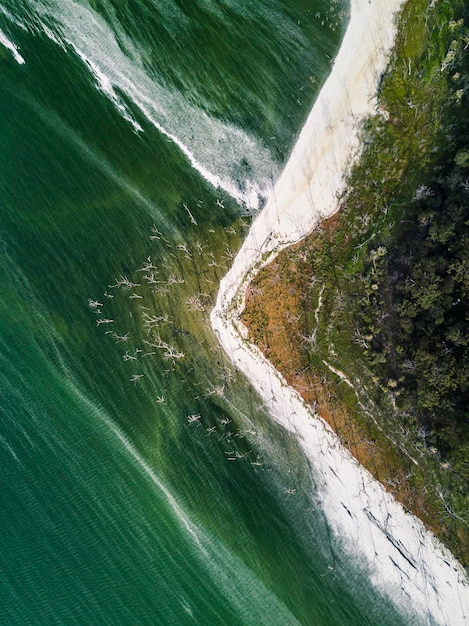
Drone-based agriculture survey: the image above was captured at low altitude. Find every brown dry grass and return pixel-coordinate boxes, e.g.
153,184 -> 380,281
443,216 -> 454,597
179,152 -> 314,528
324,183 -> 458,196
241,229 -> 441,537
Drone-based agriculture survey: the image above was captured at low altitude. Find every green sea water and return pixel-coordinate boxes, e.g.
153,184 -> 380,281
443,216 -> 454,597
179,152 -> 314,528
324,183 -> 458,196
0,1 -> 412,623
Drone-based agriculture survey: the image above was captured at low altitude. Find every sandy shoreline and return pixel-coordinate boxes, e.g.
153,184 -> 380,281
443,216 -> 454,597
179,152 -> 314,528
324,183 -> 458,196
211,0 -> 469,623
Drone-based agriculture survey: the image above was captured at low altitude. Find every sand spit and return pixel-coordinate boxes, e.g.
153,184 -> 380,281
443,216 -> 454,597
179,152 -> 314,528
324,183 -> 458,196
211,0 -> 469,623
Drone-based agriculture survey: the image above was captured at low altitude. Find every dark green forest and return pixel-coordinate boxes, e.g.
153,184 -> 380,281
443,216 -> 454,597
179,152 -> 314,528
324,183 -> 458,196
354,1 -> 469,515
359,135 -> 469,483
329,0 -> 469,562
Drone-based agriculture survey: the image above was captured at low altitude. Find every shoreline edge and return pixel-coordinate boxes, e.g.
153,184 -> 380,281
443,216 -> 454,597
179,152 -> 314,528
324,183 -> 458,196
211,1 -> 469,624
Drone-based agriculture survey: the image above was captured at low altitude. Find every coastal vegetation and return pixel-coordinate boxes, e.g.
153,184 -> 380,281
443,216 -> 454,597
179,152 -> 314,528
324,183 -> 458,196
242,0 -> 469,566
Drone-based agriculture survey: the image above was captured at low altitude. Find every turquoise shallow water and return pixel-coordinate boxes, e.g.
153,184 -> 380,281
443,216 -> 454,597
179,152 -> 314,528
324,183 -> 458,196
0,1 -> 411,623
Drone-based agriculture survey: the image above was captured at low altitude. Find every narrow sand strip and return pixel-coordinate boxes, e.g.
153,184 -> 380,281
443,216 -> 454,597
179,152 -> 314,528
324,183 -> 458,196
211,0 -> 469,623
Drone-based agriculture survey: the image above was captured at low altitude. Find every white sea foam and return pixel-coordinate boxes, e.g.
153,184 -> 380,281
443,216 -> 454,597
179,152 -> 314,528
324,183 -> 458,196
0,27 -> 25,64
211,0 -> 469,623
12,0 -> 275,209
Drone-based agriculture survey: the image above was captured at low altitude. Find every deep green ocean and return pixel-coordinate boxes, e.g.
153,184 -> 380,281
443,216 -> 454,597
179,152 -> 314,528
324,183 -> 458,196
0,1 -> 411,623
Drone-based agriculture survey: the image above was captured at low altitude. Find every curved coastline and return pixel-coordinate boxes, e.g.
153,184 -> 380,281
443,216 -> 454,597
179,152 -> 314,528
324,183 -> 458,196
211,0 -> 469,624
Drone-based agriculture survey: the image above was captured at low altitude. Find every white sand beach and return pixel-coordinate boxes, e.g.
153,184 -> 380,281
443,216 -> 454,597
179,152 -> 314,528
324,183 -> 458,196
211,0 -> 469,623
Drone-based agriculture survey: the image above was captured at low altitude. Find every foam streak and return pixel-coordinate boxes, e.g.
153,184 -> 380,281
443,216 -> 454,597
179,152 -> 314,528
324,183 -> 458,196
0,27 -> 25,64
